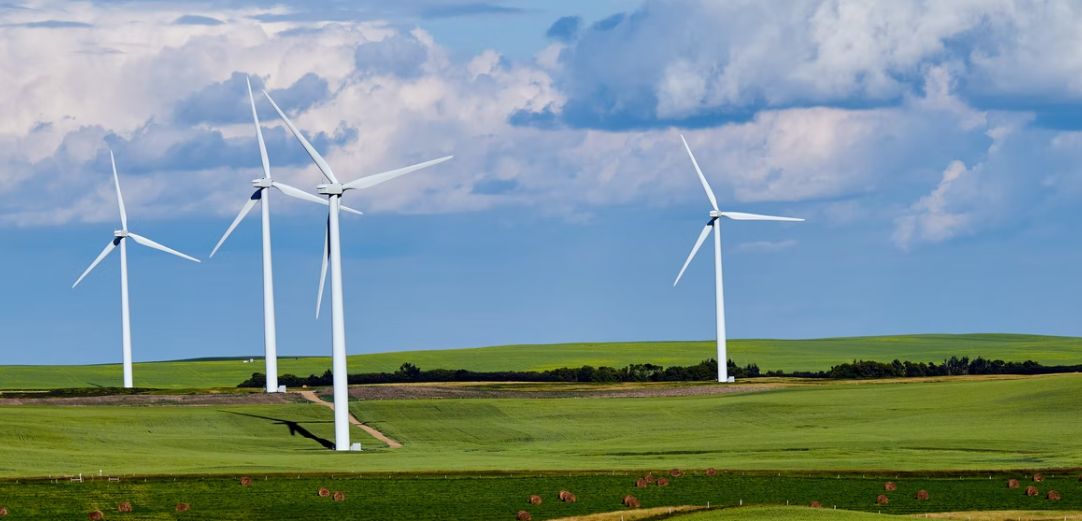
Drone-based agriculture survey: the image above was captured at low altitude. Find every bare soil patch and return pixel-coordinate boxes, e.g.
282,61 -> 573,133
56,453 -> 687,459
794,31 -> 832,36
0,393 -> 304,407
345,383 -> 776,401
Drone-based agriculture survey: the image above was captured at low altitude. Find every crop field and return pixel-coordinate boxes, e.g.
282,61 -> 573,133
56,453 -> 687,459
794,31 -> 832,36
1,374 -> 1081,477
2,334 -> 1081,389
1,471 -> 1081,520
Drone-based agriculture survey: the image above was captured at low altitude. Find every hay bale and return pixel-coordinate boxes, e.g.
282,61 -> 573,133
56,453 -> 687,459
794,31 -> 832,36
333,491 -> 345,502
528,495 -> 542,505
657,478 -> 669,487
558,490 -> 571,501
318,487 -> 331,497
88,511 -> 104,521
916,490 -> 929,500
635,479 -> 648,488
517,511 -> 532,521
1025,486 -> 1039,497
884,482 -> 896,491
175,503 -> 190,512
644,474 -> 656,484
0,507 -> 7,517
117,502 -> 132,513
809,501 -> 822,508
875,494 -> 889,505
1033,474 -> 1044,482
1048,491 -> 1061,500
706,468 -> 717,476
563,493 -> 577,503
624,496 -> 641,508
240,477 -> 252,487
623,495 -> 634,506
1008,479 -> 1020,489
670,469 -> 683,478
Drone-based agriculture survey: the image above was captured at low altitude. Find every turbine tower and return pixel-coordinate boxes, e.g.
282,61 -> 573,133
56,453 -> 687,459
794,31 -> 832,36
209,77 -> 345,393
262,88 -> 452,451
672,135 -> 803,383
73,151 -> 201,388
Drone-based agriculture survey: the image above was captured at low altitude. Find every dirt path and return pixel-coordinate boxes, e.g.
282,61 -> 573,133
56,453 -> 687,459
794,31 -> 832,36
297,391 -> 402,448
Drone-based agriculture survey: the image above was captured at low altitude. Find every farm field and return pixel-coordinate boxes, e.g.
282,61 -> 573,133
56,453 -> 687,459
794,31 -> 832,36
1,472 -> 1081,520
2,334 -> 1081,389
2,374 -> 1082,477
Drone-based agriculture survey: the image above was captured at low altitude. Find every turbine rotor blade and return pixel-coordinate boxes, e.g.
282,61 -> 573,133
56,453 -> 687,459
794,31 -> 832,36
316,218 -> 329,319
73,237 -> 120,288
271,181 -> 327,206
247,77 -> 271,180
127,233 -> 201,263
343,156 -> 453,191
261,89 -> 338,184
210,189 -> 262,258
674,220 -> 715,287
340,205 -> 363,216
110,151 -> 128,229
680,135 -> 719,212
720,212 -> 804,222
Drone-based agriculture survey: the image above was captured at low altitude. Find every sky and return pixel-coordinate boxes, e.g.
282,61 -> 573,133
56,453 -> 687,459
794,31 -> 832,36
2,0 -> 1082,366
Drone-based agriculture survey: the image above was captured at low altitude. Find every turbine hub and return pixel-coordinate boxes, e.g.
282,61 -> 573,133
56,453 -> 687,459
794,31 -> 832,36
317,183 -> 344,195
709,210 -> 721,218
113,229 -> 129,238
252,178 -> 273,188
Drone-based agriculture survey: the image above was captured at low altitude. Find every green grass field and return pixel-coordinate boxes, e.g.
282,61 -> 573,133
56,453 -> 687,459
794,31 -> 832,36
673,506 -> 894,520
3,374 -> 1082,477
3,334 -> 1081,389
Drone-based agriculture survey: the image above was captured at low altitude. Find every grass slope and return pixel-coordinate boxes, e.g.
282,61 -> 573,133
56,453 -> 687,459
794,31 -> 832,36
3,334 -> 1082,389
2,375 -> 1082,476
671,506 -> 888,520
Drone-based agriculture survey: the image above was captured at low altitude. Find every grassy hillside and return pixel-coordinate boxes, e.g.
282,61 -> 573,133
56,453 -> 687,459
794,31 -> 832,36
3,374 -> 1082,476
672,506 -> 891,520
2,334 -> 1081,389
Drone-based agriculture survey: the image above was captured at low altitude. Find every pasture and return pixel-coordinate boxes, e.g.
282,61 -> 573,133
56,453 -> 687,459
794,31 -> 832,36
2,334 -> 1081,389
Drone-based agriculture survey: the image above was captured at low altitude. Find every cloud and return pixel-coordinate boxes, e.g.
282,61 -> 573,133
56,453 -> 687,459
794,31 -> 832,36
545,16 -> 581,43
420,3 -> 524,19
173,15 -> 224,26
893,160 -> 974,250
14,20 -> 91,28
736,239 -> 799,253
354,31 -> 430,78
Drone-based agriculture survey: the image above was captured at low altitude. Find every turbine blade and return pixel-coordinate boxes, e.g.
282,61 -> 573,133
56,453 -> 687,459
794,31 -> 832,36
340,205 -> 364,216
127,233 -> 201,263
343,156 -> 453,191
247,77 -> 271,180
674,221 -> 715,287
210,190 -> 262,258
680,135 -> 719,212
720,212 -> 804,222
73,237 -> 120,288
271,181 -> 327,206
316,218 -> 329,319
261,89 -> 338,184
110,151 -> 128,229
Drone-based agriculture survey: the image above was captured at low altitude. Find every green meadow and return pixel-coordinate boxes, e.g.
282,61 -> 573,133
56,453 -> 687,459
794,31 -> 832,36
2,334 -> 1081,389
2,374 -> 1082,477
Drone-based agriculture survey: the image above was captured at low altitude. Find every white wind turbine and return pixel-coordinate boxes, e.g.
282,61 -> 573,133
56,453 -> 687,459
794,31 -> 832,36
262,88 -> 452,451
73,151 -> 201,388
208,77 -> 358,393
672,135 -> 803,383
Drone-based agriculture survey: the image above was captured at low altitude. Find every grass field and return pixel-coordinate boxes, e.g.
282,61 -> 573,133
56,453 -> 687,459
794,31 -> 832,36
2,472 -> 1082,520
3,374 -> 1082,477
2,334 -> 1081,389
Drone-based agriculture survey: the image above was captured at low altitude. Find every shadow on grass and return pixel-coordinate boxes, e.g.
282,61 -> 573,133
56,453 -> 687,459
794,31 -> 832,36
225,411 -> 334,450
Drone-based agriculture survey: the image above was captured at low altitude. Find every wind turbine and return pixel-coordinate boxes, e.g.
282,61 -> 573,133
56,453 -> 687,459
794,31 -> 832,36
73,151 -> 201,388
208,77 -> 355,393
672,135 -> 803,383
261,88 -> 452,451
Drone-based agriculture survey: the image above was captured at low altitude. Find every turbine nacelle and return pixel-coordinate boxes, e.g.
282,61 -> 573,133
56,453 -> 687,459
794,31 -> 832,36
113,230 -> 129,238
317,183 -> 345,195
252,178 -> 273,188
709,210 -> 721,218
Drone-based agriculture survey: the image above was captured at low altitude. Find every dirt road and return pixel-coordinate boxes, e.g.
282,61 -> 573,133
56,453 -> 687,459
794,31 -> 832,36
297,390 -> 402,448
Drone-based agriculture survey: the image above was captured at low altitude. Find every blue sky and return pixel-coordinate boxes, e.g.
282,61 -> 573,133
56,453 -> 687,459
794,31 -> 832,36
2,0 -> 1082,366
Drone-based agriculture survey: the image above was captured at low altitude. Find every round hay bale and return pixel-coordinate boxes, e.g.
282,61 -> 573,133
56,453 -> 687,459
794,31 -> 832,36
625,496 -> 641,508
0,507 -> 7,517
333,491 -> 345,502
528,495 -> 542,505
175,503 -> 190,512
517,511 -> 532,521
884,482 -> 896,491
670,469 -> 683,478
1026,486 -> 1039,497
635,479 -> 647,488
240,477 -> 252,487
706,468 -> 717,476
657,478 -> 669,487
1008,479 -> 1020,489
875,494 -> 889,505
318,487 -> 331,497
558,490 -> 571,501
809,501 -> 822,508
88,510 -> 104,521
623,495 -> 634,506
1048,491 -> 1061,500
916,490 -> 929,500
117,502 -> 132,513
563,493 -> 577,503
644,474 -> 655,484
1033,474 -> 1044,482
